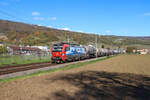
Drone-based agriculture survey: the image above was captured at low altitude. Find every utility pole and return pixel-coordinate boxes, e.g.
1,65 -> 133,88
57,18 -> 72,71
95,34 -> 98,58
67,36 -> 70,43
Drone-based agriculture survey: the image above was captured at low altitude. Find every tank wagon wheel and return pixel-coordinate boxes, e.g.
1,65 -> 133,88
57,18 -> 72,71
78,57 -> 80,61
80,57 -> 83,60
62,61 -> 66,63
72,58 -> 75,62
77,57 -> 80,61
62,60 -> 67,63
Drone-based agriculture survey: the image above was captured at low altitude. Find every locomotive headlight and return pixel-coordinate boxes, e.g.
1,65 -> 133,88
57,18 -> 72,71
62,53 -> 65,56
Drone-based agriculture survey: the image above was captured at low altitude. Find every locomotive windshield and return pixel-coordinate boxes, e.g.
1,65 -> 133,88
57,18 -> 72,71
52,46 -> 63,52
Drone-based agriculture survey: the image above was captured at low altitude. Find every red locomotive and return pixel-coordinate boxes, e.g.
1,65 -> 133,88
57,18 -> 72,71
51,42 -> 70,63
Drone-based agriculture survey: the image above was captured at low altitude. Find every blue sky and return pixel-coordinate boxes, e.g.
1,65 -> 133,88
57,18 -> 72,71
0,0 -> 150,36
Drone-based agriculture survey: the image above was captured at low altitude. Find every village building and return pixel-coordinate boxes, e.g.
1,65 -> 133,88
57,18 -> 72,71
7,46 -> 42,55
31,46 -> 50,55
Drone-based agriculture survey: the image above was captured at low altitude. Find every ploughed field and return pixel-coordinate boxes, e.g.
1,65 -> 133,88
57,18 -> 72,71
0,54 -> 150,100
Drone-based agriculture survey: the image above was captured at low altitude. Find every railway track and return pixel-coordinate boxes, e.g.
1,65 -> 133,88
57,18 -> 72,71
0,62 -> 55,75
0,57 -> 99,76
0,56 -> 110,79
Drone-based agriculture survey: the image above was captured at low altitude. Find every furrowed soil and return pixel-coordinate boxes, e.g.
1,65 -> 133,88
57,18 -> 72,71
0,55 -> 150,100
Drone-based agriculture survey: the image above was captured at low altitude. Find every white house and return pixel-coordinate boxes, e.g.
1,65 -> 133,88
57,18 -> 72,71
31,46 -> 50,55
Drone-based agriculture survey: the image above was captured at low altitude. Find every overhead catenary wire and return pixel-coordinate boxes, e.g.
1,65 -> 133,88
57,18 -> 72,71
0,9 -> 32,24
0,6 -> 53,27
0,5 -> 33,24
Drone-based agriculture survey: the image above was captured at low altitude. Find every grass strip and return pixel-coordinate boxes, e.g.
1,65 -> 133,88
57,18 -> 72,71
0,55 -> 51,67
0,55 -> 116,83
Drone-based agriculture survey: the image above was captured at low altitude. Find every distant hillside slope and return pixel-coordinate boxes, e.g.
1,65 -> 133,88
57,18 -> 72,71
0,20 -> 150,48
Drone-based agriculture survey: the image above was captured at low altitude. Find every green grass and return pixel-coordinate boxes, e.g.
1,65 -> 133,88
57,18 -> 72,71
0,55 -> 116,83
0,55 -> 51,67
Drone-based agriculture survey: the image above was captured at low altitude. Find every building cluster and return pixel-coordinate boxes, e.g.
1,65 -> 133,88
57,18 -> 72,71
7,45 -> 50,55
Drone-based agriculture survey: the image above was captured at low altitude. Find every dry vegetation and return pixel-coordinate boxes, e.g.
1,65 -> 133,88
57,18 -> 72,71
0,55 -> 150,100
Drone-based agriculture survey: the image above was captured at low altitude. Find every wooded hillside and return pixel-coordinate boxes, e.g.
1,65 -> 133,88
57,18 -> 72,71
0,20 -> 150,48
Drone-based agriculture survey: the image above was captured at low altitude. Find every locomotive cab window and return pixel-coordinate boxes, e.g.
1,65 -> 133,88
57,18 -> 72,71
52,46 -> 63,52
65,47 -> 70,51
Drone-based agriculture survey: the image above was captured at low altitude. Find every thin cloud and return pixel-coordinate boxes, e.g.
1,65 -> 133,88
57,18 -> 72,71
32,12 -> 40,16
51,17 -> 56,20
144,13 -> 150,16
37,24 -> 42,26
33,17 -> 44,20
47,26 -> 52,28
78,30 -> 83,32
0,0 -> 20,6
48,17 -> 56,20
106,30 -> 111,33
32,16 -> 56,21
62,28 -> 70,30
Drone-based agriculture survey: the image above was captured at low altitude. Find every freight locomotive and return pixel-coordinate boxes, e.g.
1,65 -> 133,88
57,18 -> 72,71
51,42 -> 120,64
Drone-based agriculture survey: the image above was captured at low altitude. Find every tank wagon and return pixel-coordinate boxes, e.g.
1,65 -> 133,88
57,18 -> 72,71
97,48 -> 109,56
84,45 -> 97,58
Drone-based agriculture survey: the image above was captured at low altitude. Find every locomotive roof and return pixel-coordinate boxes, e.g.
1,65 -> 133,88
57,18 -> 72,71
53,42 -> 79,46
70,44 -> 80,46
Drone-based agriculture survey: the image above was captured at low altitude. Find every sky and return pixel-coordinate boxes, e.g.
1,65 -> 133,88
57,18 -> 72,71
0,0 -> 150,36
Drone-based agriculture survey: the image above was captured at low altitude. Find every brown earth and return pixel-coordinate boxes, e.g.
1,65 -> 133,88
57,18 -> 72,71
0,55 -> 150,100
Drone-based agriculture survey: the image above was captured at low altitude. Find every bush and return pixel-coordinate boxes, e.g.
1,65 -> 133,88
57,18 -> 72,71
126,47 -> 137,53
101,45 -> 105,48
0,46 -> 8,54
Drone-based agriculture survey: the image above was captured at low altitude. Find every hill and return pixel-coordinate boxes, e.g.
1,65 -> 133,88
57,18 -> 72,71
0,19 -> 150,48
